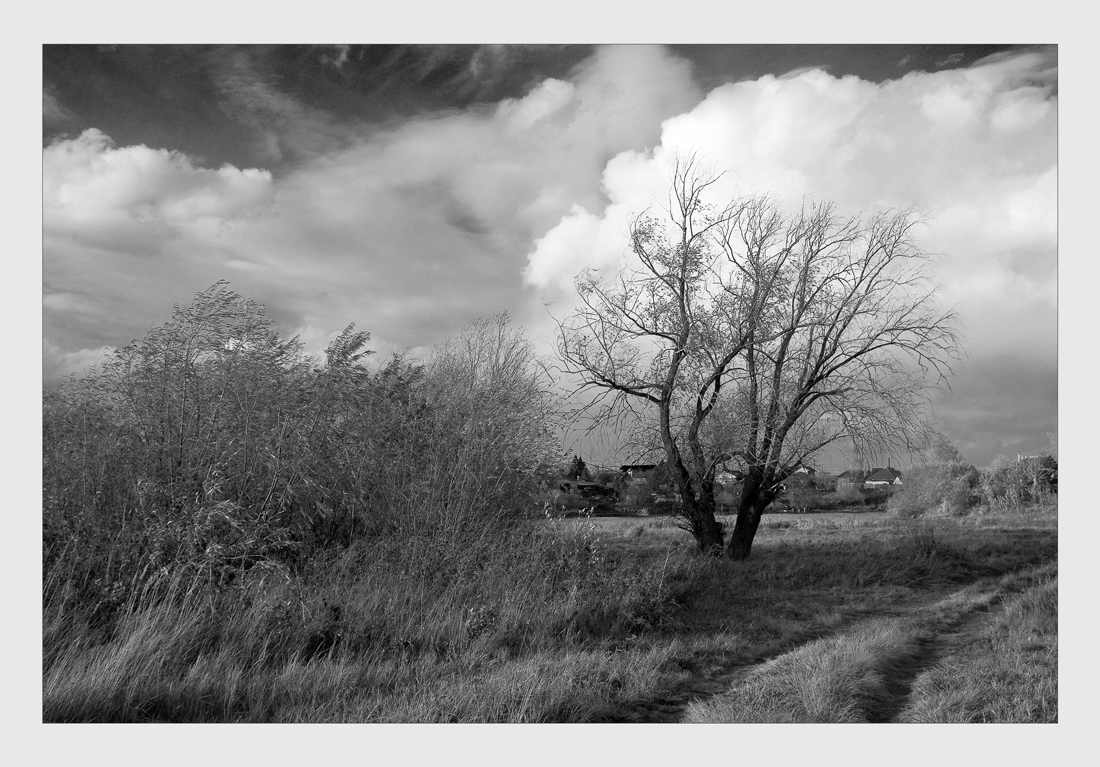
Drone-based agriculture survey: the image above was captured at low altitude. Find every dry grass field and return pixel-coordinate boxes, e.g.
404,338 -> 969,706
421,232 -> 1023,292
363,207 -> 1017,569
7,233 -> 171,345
43,507 -> 1056,723
42,284 -> 1058,724
591,509 -> 1057,723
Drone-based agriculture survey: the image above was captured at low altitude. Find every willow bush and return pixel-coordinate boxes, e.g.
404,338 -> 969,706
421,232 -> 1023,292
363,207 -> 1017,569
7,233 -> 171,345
43,283 -> 563,623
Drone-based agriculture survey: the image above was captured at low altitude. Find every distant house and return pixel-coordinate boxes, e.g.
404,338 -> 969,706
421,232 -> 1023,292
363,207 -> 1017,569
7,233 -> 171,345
559,480 -> 617,499
786,465 -> 817,488
836,469 -> 863,490
863,467 -> 903,488
716,469 -> 744,486
620,464 -> 657,482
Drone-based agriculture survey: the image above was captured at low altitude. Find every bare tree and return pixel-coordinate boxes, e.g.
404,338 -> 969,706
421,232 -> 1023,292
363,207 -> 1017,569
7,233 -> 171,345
558,156 -> 962,558
715,198 -> 962,557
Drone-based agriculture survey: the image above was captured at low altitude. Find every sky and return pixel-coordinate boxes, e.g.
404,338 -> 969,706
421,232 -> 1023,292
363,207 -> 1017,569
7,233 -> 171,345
42,43 -> 1058,469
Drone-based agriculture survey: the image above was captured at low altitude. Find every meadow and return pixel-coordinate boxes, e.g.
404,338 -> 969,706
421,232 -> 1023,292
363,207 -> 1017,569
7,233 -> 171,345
41,285 -> 1057,723
43,507 -> 1056,723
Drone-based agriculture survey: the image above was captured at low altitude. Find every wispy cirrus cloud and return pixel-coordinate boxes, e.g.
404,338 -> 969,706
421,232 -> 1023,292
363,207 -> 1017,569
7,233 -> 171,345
43,84 -> 79,131
207,47 -> 354,163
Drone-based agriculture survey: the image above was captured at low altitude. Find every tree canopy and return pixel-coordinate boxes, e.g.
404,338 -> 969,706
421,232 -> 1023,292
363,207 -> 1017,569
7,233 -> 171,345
558,156 -> 962,558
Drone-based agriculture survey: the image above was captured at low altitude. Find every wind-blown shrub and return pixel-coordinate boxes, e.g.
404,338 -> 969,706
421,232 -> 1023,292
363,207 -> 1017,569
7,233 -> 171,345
979,454 -> 1057,510
888,435 -> 979,518
43,285 -> 562,621
889,464 -> 979,518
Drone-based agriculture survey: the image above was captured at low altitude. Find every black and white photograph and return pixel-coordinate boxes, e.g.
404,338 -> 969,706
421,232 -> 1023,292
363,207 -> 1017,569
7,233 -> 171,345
38,35 -> 1063,738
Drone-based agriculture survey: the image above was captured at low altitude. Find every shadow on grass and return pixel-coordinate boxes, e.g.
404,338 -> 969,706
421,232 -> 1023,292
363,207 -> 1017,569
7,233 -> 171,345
591,518 -> 1056,723
44,515 -> 1057,723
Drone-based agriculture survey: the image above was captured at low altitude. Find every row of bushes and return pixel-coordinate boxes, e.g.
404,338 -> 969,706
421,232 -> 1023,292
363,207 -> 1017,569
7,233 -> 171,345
42,284 -> 712,721
888,436 -> 1057,518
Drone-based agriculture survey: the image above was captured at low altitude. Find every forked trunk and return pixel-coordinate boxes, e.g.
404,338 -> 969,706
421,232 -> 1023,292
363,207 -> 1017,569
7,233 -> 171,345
725,494 -> 768,560
680,495 -> 724,555
695,511 -> 725,556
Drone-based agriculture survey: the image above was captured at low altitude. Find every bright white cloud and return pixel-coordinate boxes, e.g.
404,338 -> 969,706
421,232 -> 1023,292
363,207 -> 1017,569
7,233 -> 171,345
524,48 -> 1056,464
44,128 -> 272,239
524,204 -> 634,294
42,128 -> 275,377
526,50 -> 1056,352
41,46 -> 1057,463
43,46 -> 703,378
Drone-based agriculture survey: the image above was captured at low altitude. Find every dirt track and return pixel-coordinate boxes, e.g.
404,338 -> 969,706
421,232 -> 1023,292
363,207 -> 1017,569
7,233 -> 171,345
607,563 -> 1053,723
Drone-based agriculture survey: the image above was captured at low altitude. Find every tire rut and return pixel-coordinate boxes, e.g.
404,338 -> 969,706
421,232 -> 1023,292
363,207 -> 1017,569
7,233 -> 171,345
600,593 -> 948,723
874,562 -> 1056,722
605,564 -> 1052,723
865,594 -> 1003,722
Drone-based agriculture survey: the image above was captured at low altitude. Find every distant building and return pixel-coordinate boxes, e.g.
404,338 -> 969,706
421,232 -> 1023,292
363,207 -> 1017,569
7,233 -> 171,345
620,464 -> 657,481
836,469 -> 864,490
558,480 -> 617,499
863,467 -> 903,488
716,469 -> 744,486
786,465 -> 817,488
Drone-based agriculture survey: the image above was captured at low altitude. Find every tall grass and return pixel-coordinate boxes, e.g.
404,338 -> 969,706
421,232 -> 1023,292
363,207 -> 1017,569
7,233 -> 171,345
44,507 -> 1057,722
42,287 -> 1058,722
44,286 -> 625,721
683,617 -> 926,723
43,521 -> 699,722
683,563 -> 1057,724
896,568 -> 1057,723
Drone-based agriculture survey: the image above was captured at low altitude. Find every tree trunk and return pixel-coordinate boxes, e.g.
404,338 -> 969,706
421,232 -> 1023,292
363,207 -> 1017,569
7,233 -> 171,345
696,510 -> 725,556
680,495 -> 724,555
726,492 -> 769,560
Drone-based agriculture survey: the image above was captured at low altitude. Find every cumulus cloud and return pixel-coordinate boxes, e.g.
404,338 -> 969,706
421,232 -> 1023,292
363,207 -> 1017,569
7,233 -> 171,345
43,128 -> 274,376
42,45 -> 1056,463
43,46 -> 702,379
215,45 -> 702,346
44,129 -> 272,234
525,47 -> 1056,463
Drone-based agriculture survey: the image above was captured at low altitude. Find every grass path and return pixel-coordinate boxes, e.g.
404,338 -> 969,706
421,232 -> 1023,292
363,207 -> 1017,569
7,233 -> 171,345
612,561 -> 1055,723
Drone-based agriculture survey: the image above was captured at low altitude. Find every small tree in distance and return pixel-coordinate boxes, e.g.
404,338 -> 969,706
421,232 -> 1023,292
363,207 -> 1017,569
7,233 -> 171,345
557,154 -> 962,558
889,433 -> 979,518
566,455 -> 592,481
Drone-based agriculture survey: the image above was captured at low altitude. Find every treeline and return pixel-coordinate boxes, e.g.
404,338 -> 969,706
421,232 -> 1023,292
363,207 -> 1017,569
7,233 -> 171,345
888,434 -> 1057,518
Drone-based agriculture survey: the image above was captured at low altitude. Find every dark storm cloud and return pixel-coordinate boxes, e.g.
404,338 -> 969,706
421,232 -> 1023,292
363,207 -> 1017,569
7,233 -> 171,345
935,355 -> 1057,463
670,44 -> 1023,91
43,44 -> 602,173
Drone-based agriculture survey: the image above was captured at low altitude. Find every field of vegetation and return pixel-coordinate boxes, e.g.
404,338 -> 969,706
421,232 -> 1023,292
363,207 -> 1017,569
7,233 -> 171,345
42,284 -> 1057,724
44,504 -> 1056,723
